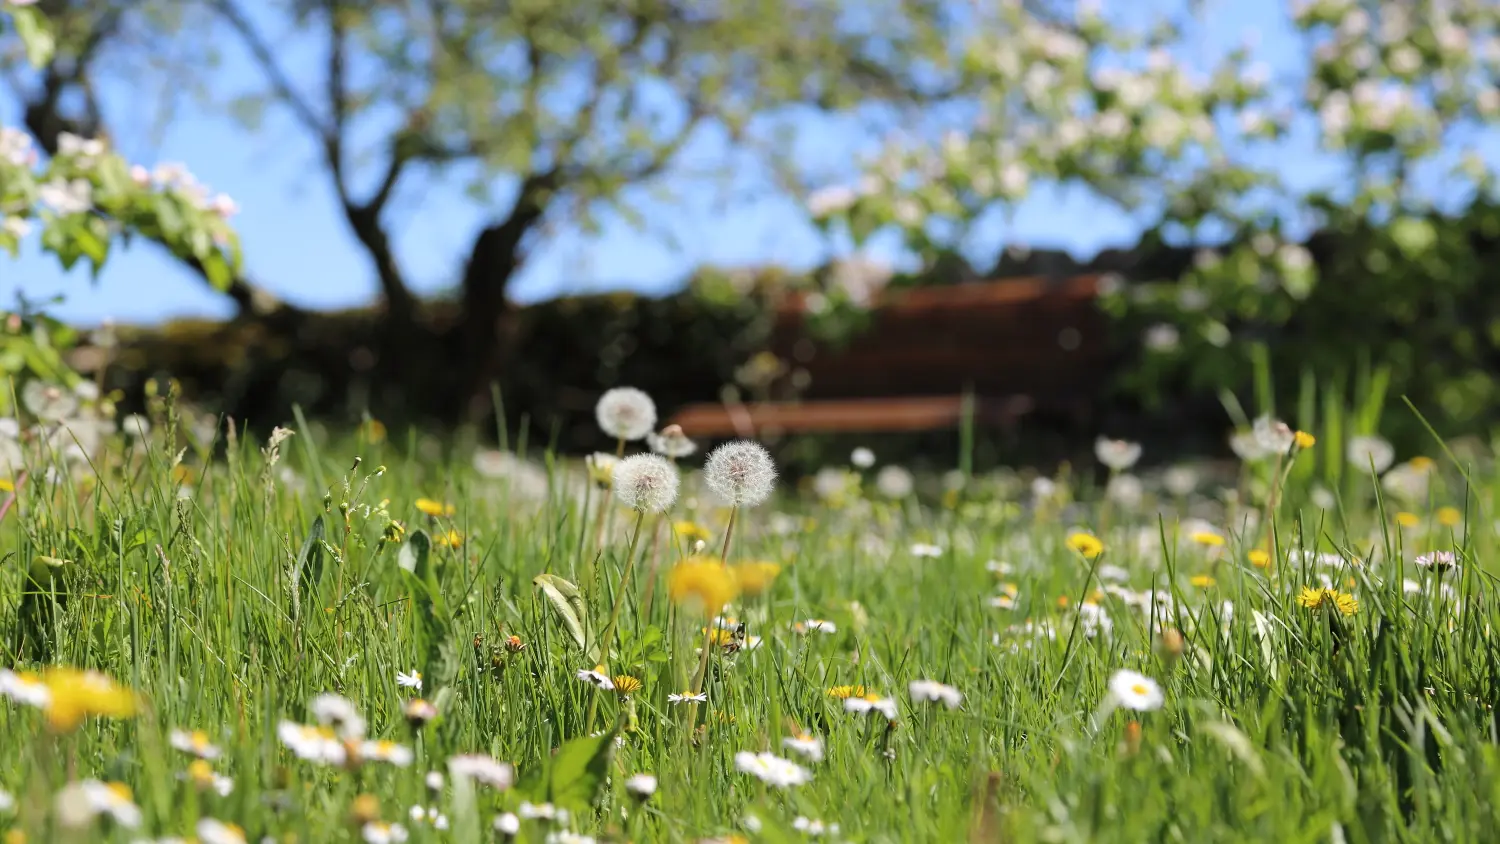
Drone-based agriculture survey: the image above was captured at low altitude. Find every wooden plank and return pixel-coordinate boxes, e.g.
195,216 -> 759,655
668,395 -> 1036,437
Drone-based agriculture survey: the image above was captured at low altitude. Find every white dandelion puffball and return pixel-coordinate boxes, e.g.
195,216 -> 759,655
1346,435 -> 1395,474
850,447 -> 876,468
611,454 -> 680,513
1252,415 -> 1294,455
875,464 -> 914,499
1094,437 -> 1142,471
1107,669 -> 1164,712
704,440 -> 777,508
595,387 -> 657,441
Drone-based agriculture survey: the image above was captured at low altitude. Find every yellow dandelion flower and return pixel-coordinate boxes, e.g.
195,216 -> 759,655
1297,586 -> 1358,616
1294,430 -> 1316,448
1395,511 -> 1420,528
612,675 -> 643,697
826,685 -> 867,700
730,561 -> 782,596
1066,533 -> 1104,559
435,529 -> 464,548
667,558 -> 739,615
361,418 -> 387,443
1436,506 -> 1463,527
1190,531 -> 1225,547
702,627 -> 738,647
1248,549 -> 1271,568
0,478 -> 13,493
415,498 -> 455,518
1190,575 -> 1217,588
672,521 -> 712,543
41,668 -> 138,733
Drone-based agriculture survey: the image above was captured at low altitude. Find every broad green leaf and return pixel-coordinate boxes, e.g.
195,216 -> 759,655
202,253 -> 233,290
546,732 -> 614,811
291,515 -> 326,619
533,573 -> 591,656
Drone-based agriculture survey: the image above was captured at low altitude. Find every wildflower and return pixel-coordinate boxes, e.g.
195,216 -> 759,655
414,498 -> 455,518
1190,575 -> 1217,588
1095,437 -> 1143,470
309,693 -> 367,738
0,669 -> 49,707
792,817 -> 841,837
404,698 -> 438,728
361,821 -> 409,844
782,733 -> 824,762
0,788 -> 11,813
673,521 -> 712,543
668,690 -> 707,704
494,813 -> 521,837
844,694 -> 898,719
424,771 -> 444,793
396,670 -> 423,691
586,452 -> 618,488
648,424 -> 697,458
668,559 -> 740,614
851,447 -> 876,468
277,721 -> 348,765
361,740 -> 415,767
1408,456 -> 1436,472
1414,551 -> 1458,570
908,680 -> 963,709
1383,465 -> 1430,502
1066,532 -> 1104,559
446,754 -> 514,789
875,465 -> 914,498
576,666 -> 614,690
186,759 -> 234,796
612,675 -> 643,698
1189,530 -> 1225,547
910,543 -> 943,558
169,728 -> 222,759
1162,465 -> 1198,496
793,619 -> 837,634
1294,430 -> 1316,448
350,794 -> 383,826
1297,586 -> 1358,616
1229,429 -> 1268,462
730,560 -> 781,596
988,594 -> 1016,610
704,440 -> 777,508
518,802 -> 569,822
611,454 -> 680,513
434,529 -> 464,548
1105,474 -> 1143,508
1248,549 -> 1271,567
1107,670 -> 1164,712
733,751 -> 812,788
1436,507 -> 1463,528
825,685 -> 867,700
360,418 -> 387,444
23,381 -> 80,421
1347,435 -> 1395,474
54,780 -> 141,829
504,634 -> 527,652
624,773 -> 658,799
1395,512 -> 1420,529
38,668 -> 137,733
1252,416 -> 1295,454
596,387 -> 657,441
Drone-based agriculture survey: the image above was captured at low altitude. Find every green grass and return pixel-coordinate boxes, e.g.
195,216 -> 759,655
2,416 -> 1500,843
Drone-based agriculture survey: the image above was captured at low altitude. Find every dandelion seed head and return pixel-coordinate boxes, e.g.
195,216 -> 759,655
595,387 -> 657,441
611,454 -> 680,513
704,440 -> 776,508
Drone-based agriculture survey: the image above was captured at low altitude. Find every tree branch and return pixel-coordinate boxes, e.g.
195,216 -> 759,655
211,0 -> 332,144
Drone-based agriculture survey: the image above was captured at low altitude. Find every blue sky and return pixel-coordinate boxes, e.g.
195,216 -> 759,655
1,1 -> 1299,327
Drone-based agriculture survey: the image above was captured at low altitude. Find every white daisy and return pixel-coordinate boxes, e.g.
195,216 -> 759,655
196,818 -> 248,844
55,780 -> 142,829
576,667 -> 614,690
494,813 -> 521,836
518,801 -> 569,822
1108,669 -> 1164,711
308,693 -> 366,738
169,728 -> 222,760
782,733 -> 824,762
361,821 -> 409,843
360,739 -> 415,767
907,680 -> 963,709
624,773 -> 657,799
910,543 -> 944,558
0,668 -> 50,707
667,690 -> 707,704
733,751 -> 812,788
844,695 -> 898,719
277,721 -> 348,765
793,817 -> 841,837
447,754 -> 514,789
396,670 -> 423,691
793,619 -> 838,634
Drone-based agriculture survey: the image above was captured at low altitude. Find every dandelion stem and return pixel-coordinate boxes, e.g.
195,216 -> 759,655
595,510 -> 647,673
685,506 -> 738,733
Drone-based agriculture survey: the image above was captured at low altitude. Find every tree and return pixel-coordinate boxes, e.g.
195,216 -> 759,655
812,0 -> 1500,448
3,0 -> 957,419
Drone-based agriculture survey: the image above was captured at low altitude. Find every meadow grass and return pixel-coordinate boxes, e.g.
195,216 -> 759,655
2,409 -> 1500,843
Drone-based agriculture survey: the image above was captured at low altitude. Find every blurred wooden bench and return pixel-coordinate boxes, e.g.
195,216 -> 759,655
669,274 -> 1109,437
